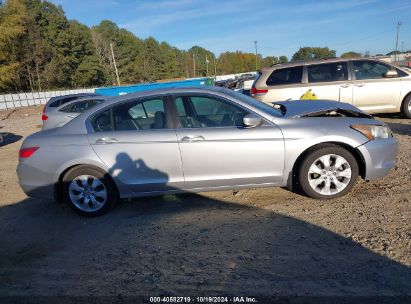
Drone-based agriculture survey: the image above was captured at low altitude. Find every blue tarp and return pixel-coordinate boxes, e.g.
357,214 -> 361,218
95,78 -> 213,96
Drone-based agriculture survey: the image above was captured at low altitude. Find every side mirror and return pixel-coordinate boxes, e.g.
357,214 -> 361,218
384,70 -> 398,78
243,114 -> 262,128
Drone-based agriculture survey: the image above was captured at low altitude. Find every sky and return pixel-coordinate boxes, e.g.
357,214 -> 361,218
49,0 -> 411,58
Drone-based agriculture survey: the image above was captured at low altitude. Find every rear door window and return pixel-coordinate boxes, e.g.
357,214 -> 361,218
266,66 -> 303,86
113,98 -> 167,131
307,62 -> 348,83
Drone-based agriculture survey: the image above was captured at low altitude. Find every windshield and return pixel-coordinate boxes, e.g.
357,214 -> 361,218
225,90 -> 283,117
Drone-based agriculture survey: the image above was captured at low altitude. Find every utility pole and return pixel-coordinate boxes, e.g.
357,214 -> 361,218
205,55 -> 209,76
254,40 -> 258,70
185,60 -> 189,79
110,42 -> 121,86
394,21 -> 402,63
192,53 -> 196,77
214,58 -> 217,79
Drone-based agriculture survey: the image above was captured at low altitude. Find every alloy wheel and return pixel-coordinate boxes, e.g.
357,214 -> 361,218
307,154 -> 352,196
69,175 -> 108,212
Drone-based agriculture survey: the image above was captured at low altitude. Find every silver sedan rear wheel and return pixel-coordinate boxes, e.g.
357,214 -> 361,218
307,154 -> 352,195
69,175 -> 108,212
63,166 -> 118,216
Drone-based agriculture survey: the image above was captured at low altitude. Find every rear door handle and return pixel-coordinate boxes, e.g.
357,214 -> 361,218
340,83 -> 351,88
354,82 -> 365,87
181,136 -> 205,142
95,137 -> 118,144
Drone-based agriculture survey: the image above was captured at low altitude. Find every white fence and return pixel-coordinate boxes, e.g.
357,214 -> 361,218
0,72 -> 258,110
0,88 -> 95,110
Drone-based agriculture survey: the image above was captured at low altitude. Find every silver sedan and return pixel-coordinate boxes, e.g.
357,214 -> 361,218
17,87 -> 398,216
42,96 -> 108,130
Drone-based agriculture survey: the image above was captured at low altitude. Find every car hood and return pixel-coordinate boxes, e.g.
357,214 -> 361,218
272,100 -> 373,119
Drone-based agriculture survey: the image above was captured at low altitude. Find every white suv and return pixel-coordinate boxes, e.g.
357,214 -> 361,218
251,58 -> 411,118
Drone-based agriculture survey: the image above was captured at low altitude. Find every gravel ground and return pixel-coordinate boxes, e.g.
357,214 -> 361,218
0,106 -> 410,301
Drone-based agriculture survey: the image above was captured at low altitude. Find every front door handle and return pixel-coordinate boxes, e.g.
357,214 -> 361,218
340,83 -> 351,88
181,135 -> 205,142
95,137 -> 118,144
354,82 -> 365,87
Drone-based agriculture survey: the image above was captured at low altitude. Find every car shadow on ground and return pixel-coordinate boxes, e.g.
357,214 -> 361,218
0,194 -> 410,302
384,122 -> 411,137
0,132 -> 23,148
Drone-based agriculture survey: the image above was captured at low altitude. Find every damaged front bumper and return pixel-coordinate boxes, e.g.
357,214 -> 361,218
357,137 -> 398,180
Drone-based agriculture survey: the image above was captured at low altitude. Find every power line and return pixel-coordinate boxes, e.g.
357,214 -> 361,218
254,40 -> 258,70
259,26 -> 397,53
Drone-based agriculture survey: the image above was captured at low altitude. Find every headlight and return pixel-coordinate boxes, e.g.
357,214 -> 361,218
350,124 -> 392,140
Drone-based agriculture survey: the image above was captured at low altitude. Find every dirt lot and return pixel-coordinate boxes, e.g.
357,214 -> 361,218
0,106 -> 410,301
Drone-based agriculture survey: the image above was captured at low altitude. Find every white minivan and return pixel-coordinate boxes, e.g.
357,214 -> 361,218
251,58 -> 411,118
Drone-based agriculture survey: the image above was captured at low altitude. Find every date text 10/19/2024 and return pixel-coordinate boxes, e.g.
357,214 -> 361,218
150,296 -> 258,303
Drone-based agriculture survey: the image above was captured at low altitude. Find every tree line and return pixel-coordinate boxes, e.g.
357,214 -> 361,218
0,0 -> 291,93
1,0 -> 396,94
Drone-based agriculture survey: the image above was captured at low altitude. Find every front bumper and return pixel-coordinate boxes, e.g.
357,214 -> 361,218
17,162 -> 55,200
357,137 -> 398,180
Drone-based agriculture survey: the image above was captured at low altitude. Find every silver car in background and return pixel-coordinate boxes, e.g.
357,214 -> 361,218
42,96 -> 108,130
17,87 -> 398,216
43,93 -> 101,113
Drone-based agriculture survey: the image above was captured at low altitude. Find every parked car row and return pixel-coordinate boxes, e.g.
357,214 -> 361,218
251,58 -> 411,118
215,74 -> 257,95
18,86 -> 398,216
38,58 -> 411,132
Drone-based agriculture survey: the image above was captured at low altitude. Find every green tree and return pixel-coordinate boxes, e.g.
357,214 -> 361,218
340,51 -> 362,58
189,46 -> 215,77
0,0 -> 28,92
279,55 -> 288,63
261,56 -> 278,67
292,47 -> 336,61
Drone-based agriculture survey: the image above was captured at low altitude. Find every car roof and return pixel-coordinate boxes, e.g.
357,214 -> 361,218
100,86 -> 230,105
262,57 -> 388,73
49,92 -> 99,100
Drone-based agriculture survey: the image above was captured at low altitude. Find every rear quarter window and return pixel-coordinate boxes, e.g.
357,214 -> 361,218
266,66 -> 303,86
91,109 -> 113,132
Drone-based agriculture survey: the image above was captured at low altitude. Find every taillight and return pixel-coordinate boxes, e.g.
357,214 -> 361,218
19,147 -> 39,158
250,87 -> 268,96
42,114 -> 48,121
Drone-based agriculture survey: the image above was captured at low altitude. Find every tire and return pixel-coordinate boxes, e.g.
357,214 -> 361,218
401,94 -> 411,119
297,145 -> 359,200
63,166 -> 118,216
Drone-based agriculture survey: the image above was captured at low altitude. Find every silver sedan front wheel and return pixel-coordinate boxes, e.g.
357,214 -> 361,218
69,175 -> 108,212
298,145 -> 359,200
308,154 -> 352,195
